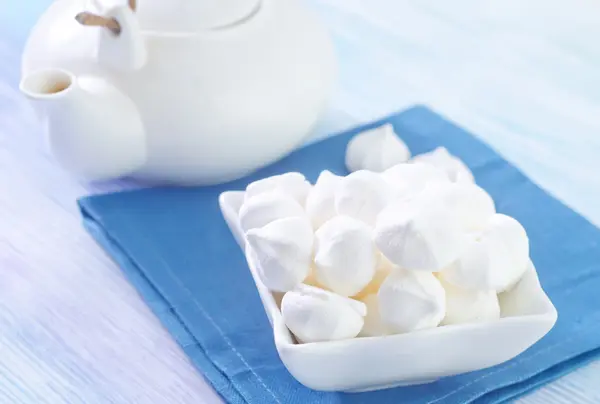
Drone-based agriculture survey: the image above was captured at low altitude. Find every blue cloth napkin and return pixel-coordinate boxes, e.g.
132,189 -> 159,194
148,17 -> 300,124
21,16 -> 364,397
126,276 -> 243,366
79,106 -> 600,404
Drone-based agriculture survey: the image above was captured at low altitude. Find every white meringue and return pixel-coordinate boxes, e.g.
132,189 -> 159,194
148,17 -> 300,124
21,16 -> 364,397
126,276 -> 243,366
374,198 -> 467,271
378,269 -> 446,334
245,172 -> 312,206
441,214 -> 529,292
418,182 -> 496,231
353,253 -> 394,299
246,217 -> 314,292
314,216 -> 377,297
412,147 -> 474,183
358,294 -> 388,337
305,170 -> 342,229
335,170 -> 390,227
345,123 -> 411,173
382,162 -> 449,201
239,192 -> 305,234
302,267 -> 322,288
497,261 -> 535,317
440,278 -> 500,325
281,284 -> 366,343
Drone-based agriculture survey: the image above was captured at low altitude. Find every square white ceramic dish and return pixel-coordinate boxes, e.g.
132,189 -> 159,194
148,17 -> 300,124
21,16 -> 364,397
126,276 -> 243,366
219,191 -> 558,393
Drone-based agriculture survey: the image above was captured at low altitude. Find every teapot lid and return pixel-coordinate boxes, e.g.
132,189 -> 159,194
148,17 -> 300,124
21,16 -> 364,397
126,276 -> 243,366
93,0 -> 261,32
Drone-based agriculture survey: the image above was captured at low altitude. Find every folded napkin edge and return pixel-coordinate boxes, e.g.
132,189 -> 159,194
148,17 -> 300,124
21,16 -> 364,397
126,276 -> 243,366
81,214 -> 251,404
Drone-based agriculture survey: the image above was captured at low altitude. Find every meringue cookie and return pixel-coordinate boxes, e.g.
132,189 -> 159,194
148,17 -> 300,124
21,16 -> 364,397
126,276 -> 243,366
418,182 -> 496,231
441,214 -> 529,292
412,147 -> 474,183
281,284 -> 366,343
239,192 -> 305,233
305,170 -> 342,229
497,261 -> 535,317
302,267 -> 322,288
378,269 -> 446,333
358,294 -> 388,337
314,216 -> 377,297
246,217 -> 314,292
245,172 -> 312,206
335,170 -> 390,226
353,253 -> 394,299
440,278 -> 500,325
374,198 -> 467,271
345,123 -> 411,173
382,162 -> 449,200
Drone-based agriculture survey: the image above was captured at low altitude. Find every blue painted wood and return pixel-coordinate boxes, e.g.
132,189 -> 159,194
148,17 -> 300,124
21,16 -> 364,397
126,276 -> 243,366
1,0 -> 599,402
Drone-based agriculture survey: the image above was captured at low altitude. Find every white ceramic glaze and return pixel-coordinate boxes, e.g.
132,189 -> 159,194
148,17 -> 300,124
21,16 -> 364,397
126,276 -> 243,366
21,0 -> 336,185
96,5 -> 147,71
219,190 -> 558,393
19,68 -> 146,181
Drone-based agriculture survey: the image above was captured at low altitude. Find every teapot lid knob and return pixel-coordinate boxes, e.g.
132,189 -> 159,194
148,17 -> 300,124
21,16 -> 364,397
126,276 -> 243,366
75,0 -> 137,36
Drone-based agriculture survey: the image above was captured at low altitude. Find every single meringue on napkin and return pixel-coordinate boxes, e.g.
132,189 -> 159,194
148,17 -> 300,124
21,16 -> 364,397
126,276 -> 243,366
246,216 -> 314,292
358,294 -> 388,337
239,192 -> 305,233
345,123 -> 411,173
281,284 -> 366,343
440,278 -> 500,325
378,269 -> 446,333
314,216 -> 377,297
335,170 -> 390,227
305,170 -> 342,229
418,181 -> 496,231
382,162 -> 449,201
374,197 -> 467,271
412,147 -> 474,183
245,172 -> 312,206
441,213 -> 530,292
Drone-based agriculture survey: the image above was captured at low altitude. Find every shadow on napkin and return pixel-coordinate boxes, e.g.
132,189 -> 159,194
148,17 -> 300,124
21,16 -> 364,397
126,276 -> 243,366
79,106 -> 600,404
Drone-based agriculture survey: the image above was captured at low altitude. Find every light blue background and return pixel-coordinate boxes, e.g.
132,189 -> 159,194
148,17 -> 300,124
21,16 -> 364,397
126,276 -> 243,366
1,0 -> 600,403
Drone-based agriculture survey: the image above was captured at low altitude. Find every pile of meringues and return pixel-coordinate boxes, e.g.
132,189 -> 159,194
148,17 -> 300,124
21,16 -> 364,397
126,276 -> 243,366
239,124 -> 530,343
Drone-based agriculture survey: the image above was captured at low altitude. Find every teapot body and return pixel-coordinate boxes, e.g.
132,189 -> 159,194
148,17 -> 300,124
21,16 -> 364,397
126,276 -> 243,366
22,0 -> 336,185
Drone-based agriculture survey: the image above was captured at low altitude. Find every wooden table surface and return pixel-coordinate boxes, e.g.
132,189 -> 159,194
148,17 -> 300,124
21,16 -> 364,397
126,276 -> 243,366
1,0 -> 600,402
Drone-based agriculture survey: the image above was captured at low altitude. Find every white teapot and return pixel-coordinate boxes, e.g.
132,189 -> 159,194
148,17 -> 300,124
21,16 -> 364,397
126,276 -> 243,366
20,0 -> 336,184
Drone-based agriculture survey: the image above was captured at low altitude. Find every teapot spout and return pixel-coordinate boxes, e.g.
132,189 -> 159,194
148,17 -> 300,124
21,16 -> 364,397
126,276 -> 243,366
20,68 -> 75,104
20,68 -> 147,181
